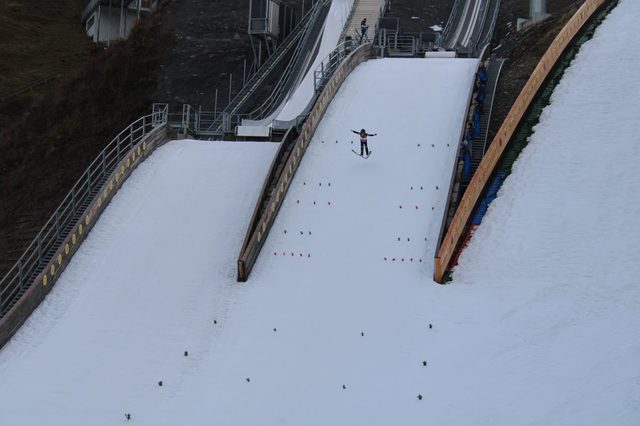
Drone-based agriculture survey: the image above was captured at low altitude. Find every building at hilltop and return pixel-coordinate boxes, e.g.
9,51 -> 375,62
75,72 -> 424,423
81,0 -> 159,43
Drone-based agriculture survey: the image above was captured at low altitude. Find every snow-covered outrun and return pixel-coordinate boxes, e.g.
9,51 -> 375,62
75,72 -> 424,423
0,1 -> 639,425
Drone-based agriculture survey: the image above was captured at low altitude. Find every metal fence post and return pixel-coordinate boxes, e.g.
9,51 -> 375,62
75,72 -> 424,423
55,209 -> 60,240
18,261 -> 23,289
37,233 -> 42,264
101,151 -> 106,178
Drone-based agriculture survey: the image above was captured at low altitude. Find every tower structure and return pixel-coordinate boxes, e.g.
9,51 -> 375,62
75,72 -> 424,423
81,0 -> 158,43
248,0 -> 297,67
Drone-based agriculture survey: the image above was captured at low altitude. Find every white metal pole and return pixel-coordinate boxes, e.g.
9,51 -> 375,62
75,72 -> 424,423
97,5 -> 101,42
120,0 -> 124,38
107,0 -> 112,45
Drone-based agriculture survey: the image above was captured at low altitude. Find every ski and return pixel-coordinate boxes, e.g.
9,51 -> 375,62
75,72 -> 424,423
351,149 -> 372,159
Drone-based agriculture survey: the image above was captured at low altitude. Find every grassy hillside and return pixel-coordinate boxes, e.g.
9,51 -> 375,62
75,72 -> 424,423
0,0 -> 94,95
0,4 -> 170,277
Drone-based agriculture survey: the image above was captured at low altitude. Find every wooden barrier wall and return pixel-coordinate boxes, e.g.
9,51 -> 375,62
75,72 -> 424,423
237,44 -> 374,281
237,126 -> 299,271
434,0 -> 611,283
0,125 -> 173,349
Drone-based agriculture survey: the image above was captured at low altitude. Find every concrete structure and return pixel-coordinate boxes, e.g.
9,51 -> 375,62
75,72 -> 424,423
517,0 -> 550,31
81,0 -> 159,43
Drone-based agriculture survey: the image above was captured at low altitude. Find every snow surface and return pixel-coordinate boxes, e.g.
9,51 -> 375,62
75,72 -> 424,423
0,58 -> 477,425
275,0 -> 354,122
452,0 -> 640,423
2,0 -> 639,422
0,141 -> 279,425
158,58 -> 477,426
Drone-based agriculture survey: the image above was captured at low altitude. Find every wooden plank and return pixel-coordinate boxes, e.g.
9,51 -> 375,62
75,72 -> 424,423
433,0 -> 611,283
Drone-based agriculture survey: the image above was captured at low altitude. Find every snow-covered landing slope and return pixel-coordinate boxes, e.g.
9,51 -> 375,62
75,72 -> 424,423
159,58 -> 478,426
0,58 -> 479,426
450,0 -> 640,423
0,141 -> 278,425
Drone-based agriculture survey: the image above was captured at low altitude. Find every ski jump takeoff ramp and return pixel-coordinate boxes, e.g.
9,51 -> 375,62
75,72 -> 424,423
0,59 -> 476,425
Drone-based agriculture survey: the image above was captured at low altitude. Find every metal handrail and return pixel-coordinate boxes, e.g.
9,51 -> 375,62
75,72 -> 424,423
270,39 -> 361,130
443,0 -> 464,41
260,0 -> 384,129
481,57 -> 504,157
241,0 -> 332,122
313,39 -> 358,92
260,0 -> 366,127
314,0 -> 390,92
0,110 -> 167,316
478,0 -> 501,52
203,0 -> 326,133
338,0 -> 362,42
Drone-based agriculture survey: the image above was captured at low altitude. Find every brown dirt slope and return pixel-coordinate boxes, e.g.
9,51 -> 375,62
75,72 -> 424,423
153,0 -> 303,109
0,0 -> 95,131
488,0 -> 586,143
0,0 -> 93,93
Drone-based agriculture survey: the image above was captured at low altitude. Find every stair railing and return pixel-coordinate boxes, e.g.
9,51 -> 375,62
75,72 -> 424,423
0,112 -> 167,317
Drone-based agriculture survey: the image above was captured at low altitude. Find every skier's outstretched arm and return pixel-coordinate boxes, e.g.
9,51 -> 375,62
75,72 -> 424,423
369,132 -> 377,137
351,129 -> 359,134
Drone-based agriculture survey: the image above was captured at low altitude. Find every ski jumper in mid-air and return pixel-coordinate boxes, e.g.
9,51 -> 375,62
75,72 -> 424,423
352,129 -> 377,156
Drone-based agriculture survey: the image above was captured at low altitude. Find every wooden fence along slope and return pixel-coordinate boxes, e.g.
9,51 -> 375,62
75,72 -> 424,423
434,0 -> 612,283
238,44 -> 374,281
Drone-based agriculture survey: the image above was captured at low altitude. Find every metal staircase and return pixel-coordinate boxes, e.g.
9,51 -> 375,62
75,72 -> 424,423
241,0 -> 333,121
342,0 -> 387,42
470,56 -> 504,175
199,0 -> 331,136
0,114 -> 164,318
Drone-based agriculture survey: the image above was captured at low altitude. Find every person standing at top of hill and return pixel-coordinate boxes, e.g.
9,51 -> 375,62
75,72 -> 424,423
360,18 -> 369,41
352,128 -> 377,156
